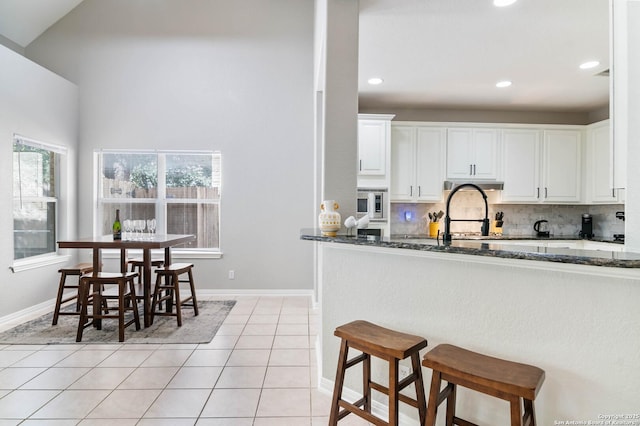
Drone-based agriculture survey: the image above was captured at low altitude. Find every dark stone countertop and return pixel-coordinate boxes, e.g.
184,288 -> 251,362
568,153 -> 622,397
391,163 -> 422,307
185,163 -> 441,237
300,229 -> 640,269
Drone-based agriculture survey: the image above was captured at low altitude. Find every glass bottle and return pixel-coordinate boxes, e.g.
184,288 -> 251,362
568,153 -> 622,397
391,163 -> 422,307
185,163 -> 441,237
113,209 -> 122,240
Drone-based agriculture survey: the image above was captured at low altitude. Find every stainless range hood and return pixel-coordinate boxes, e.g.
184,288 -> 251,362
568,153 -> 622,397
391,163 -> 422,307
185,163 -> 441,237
443,180 -> 504,191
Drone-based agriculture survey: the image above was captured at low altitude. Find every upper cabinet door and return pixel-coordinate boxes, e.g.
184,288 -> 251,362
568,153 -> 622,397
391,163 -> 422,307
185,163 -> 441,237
390,126 -> 416,201
472,129 -> 499,179
501,129 -> 541,202
588,121 -> 619,203
415,127 -> 445,201
446,128 -> 474,178
446,128 -> 499,179
542,129 -> 582,203
390,125 -> 444,202
358,119 -> 388,176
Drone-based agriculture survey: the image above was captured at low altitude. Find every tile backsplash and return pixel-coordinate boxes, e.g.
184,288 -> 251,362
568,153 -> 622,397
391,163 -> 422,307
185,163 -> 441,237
391,193 -> 625,239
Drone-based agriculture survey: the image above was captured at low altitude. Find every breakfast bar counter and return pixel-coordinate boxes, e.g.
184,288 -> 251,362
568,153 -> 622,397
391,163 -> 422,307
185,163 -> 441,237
303,229 -> 640,424
300,229 -> 640,269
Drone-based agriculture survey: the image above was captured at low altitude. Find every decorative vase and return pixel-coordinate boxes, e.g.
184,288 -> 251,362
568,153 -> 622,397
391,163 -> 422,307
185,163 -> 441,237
319,200 -> 341,237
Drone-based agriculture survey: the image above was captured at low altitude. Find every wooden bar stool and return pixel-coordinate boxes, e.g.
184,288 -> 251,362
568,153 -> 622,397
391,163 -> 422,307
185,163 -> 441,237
422,344 -> 545,426
128,257 -> 164,284
76,272 -> 141,342
52,263 -> 110,325
150,263 -> 199,326
329,320 -> 428,426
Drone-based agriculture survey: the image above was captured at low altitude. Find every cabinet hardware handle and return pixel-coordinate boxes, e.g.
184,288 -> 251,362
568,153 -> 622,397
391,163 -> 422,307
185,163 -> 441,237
612,188 -> 616,198
359,159 -> 362,171
545,187 -> 548,198
410,186 -> 413,196
537,187 -> 540,198
418,186 -> 421,197
470,164 -> 473,175
473,164 -> 476,175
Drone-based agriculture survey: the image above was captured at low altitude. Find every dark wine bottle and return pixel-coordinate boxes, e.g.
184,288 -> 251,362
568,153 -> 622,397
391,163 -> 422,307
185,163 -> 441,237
113,209 -> 122,240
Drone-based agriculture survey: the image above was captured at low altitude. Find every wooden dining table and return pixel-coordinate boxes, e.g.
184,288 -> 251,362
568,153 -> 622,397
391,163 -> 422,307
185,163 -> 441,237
57,234 -> 195,327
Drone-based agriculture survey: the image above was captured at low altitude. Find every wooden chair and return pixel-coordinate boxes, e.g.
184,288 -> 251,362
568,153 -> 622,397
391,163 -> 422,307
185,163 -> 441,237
329,320 -> 428,426
422,344 -> 545,426
76,272 -> 141,342
150,263 -> 199,326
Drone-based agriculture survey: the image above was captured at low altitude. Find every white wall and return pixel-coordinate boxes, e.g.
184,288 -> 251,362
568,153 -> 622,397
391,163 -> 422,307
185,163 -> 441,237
0,45 -> 79,317
320,244 -> 640,424
24,0 -> 316,293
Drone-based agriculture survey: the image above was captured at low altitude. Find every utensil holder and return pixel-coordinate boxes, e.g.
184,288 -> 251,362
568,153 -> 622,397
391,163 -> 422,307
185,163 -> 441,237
428,222 -> 439,238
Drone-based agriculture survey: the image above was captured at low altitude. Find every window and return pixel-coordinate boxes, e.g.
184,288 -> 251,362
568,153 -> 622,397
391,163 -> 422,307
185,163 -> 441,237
13,136 -> 64,260
97,151 -> 221,251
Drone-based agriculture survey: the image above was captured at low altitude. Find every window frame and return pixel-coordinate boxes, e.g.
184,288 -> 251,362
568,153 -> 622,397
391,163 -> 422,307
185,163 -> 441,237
95,149 -> 222,258
11,135 -> 71,272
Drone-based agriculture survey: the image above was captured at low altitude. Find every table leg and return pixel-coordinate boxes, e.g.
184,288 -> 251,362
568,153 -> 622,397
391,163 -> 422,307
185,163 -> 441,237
92,248 -> 101,274
119,249 -> 127,273
143,249 -> 152,328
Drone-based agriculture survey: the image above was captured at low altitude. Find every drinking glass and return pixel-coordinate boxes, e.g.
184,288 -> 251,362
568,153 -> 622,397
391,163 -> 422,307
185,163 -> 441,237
123,219 -> 132,240
147,218 -> 156,238
135,219 -> 145,240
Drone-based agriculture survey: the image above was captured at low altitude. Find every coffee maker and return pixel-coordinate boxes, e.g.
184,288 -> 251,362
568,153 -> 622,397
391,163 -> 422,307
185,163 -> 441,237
580,213 -> 594,239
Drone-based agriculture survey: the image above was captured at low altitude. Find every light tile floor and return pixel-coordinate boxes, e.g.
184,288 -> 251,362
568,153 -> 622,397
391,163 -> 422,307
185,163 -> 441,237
0,295 -> 375,425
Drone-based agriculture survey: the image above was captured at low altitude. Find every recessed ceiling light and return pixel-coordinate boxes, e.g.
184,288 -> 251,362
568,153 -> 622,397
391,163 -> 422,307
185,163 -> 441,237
494,0 -> 517,7
579,61 -> 600,70
367,77 -> 383,85
496,80 -> 512,88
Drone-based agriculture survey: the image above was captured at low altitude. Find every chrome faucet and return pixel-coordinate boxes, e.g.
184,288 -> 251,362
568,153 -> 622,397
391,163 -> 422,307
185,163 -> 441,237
443,183 -> 490,243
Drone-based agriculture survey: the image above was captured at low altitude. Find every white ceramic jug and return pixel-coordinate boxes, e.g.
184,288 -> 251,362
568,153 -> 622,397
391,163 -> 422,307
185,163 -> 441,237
319,200 -> 341,236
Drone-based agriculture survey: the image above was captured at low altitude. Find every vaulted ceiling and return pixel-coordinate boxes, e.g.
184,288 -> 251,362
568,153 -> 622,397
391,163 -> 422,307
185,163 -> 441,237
0,0 -> 609,113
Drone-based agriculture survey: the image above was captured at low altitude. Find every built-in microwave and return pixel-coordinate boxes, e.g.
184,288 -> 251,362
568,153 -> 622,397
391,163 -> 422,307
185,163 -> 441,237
357,188 -> 386,221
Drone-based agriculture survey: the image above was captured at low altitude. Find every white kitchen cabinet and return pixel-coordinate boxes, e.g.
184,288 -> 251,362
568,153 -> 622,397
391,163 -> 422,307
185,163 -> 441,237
358,114 -> 394,171
542,129 -> 582,203
501,129 -> 541,202
586,120 -> 622,203
501,127 -> 584,204
446,128 -> 499,180
390,124 -> 444,202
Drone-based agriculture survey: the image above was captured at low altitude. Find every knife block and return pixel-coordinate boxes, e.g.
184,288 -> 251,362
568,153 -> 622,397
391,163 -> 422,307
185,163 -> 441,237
491,220 -> 503,235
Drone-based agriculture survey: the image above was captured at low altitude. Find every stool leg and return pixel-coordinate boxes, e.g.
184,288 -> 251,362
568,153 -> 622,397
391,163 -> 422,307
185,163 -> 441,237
149,273 -> 162,326
362,352 -> 371,415
524,399 -> 536,426
509,395 -> 523,426
445,383 -> 456,426
118,280 -> 126,342
389,357 -> 399,426
128,278 -> 141,331
76,278 -> 89,342
329,339 -> 349,426
172,272 -> 183,326
411,353 -> 427,425
52,272 -> 68,325
188,267 -> 199,316
425,371 -> 442,426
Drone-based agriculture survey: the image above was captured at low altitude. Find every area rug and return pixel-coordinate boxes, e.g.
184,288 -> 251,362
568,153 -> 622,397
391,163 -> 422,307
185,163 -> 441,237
0,300 -> 236,345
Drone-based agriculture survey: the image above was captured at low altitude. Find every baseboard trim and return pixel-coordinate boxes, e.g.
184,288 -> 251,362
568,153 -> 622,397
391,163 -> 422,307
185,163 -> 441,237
197,289 -> 315,297
0,297 -> 57,332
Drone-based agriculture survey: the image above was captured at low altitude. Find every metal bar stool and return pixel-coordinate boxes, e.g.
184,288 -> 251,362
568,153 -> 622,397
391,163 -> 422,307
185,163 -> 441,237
150,263 -> 198,326
329,320 -> 428,426
422,344 -> 545,426
76,272 -> 141,342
